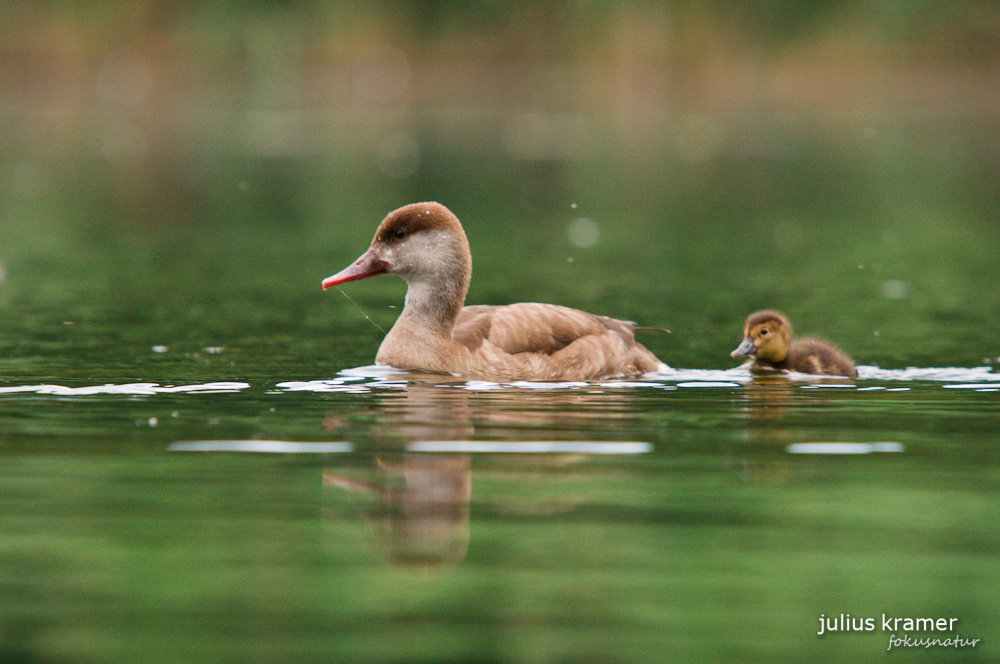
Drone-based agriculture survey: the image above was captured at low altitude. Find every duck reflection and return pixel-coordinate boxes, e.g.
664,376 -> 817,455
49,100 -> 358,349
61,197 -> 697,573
324,377 -> 474,568
344,369 -> 643,441
325,453 -> 471,568
371,377 -> 476,442
323,376 -> 645,567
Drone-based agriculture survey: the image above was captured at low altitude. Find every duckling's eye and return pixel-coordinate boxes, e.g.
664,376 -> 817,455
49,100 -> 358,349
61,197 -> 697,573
394,229 -> 406,240
760,329 -> 769,336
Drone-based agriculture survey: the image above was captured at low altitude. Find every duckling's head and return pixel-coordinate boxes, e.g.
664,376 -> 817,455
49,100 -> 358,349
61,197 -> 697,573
730,310 -> 791,364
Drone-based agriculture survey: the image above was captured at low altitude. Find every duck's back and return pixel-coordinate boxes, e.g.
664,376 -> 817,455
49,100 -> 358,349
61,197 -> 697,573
784,337 -> 857,378
451,302 -> 662,380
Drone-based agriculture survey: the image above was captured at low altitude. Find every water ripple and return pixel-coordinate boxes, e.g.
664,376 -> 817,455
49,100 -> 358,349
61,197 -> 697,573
265,364 -> 997,393
0,366 -> 995,397
856,365 -> 997,381
786,442 -> 905,455
0,382 -> 250,396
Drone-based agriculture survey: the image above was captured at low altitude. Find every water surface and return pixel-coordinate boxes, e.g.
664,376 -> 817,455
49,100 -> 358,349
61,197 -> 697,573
2,362 -> 998,663
3,6 -> 1000,659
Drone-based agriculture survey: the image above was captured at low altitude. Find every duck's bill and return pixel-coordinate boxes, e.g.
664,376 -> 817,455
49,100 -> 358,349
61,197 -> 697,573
321,249 -> 387,290
730,338 -> 756,359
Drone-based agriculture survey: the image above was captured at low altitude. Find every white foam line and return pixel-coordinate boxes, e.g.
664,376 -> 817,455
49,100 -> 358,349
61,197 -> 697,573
338,365 -> 404,379
292,365 -> 998,389
0,382 -> 251,395
509,381 -> 591,389
858,366 -> 996,381
279,384 -> 371,393
406,441 -> 653,455
801,384 -> 855,389
167,440 -> 353,453
943,383 -> 1000,389
786,442 -> 904,455
164,382 -> 251,392
462,380 -> 503,391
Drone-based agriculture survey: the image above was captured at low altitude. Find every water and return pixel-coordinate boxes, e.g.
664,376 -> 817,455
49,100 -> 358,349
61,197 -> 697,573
4,170 -> 1000,664
2,362 -> 998,662
6,174 -> 1000,664
4,5 -> 1000,661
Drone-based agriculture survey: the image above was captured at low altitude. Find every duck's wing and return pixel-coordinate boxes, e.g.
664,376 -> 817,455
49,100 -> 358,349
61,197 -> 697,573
453,302 -> 637,356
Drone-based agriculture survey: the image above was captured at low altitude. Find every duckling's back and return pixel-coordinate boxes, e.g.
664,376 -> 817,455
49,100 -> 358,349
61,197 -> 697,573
785,337 -> 857,378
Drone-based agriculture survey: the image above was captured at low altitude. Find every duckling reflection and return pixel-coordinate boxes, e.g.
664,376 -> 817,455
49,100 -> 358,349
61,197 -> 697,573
739,372 -> 795,420
731,372 -> 862,485
731,375 -> 795,484
731,310 -> 857,378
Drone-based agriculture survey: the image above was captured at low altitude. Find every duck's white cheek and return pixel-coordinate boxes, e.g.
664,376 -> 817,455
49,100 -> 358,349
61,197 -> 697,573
398,232 -> 451,275
381,244 -> 420,276
380,246 -> 399,269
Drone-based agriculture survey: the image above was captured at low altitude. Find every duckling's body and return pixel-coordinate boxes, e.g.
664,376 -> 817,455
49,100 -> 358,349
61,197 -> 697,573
731,310 -> 857,378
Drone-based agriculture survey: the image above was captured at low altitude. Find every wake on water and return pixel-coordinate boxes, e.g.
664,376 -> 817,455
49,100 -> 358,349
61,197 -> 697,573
0,365 -> 996,395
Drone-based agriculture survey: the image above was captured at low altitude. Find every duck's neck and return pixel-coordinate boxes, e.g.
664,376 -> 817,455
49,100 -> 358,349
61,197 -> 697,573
397,278 -> 466,336
396,260 -> 469,338
387,225 -> 473,341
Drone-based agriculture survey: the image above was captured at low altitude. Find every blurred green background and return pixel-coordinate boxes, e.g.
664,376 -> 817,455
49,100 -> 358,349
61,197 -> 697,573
1,0 -> 999,375
2,6 -> 1000,664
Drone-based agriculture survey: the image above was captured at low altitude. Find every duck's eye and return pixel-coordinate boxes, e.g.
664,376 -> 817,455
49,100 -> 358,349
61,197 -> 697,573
394,229 -> 406,239
760,329 -> 769,336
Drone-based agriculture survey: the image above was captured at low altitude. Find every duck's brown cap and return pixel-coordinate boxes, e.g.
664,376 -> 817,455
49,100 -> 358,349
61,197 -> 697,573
374,202 -> 461,244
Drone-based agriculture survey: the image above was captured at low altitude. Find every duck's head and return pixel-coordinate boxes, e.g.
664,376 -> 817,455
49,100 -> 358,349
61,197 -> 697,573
730,310 -> 791,363
321,202 -> 472,292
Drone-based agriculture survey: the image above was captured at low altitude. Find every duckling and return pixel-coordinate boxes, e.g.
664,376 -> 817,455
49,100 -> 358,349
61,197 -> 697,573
730,310 -> 857,378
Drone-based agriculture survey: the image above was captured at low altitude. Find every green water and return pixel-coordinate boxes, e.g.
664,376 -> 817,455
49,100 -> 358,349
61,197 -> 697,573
3,5 -> 1000,661
1,376 -> 998,663
4,130 -> 1000,663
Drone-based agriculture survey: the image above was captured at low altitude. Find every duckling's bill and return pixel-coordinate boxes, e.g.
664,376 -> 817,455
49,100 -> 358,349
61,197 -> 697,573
731,337 -> 756,358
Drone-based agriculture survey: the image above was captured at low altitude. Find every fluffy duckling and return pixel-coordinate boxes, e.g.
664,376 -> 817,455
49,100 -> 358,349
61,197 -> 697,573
730,310 -> 857,378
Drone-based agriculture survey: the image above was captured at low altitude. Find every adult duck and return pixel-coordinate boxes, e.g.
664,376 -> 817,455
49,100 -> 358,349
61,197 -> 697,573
730,310 -> 857,378
322,202 -> 665,381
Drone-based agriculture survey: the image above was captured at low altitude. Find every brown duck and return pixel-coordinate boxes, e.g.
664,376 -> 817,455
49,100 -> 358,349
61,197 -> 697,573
730,310 -> 857,378
321,202 -> 664,381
